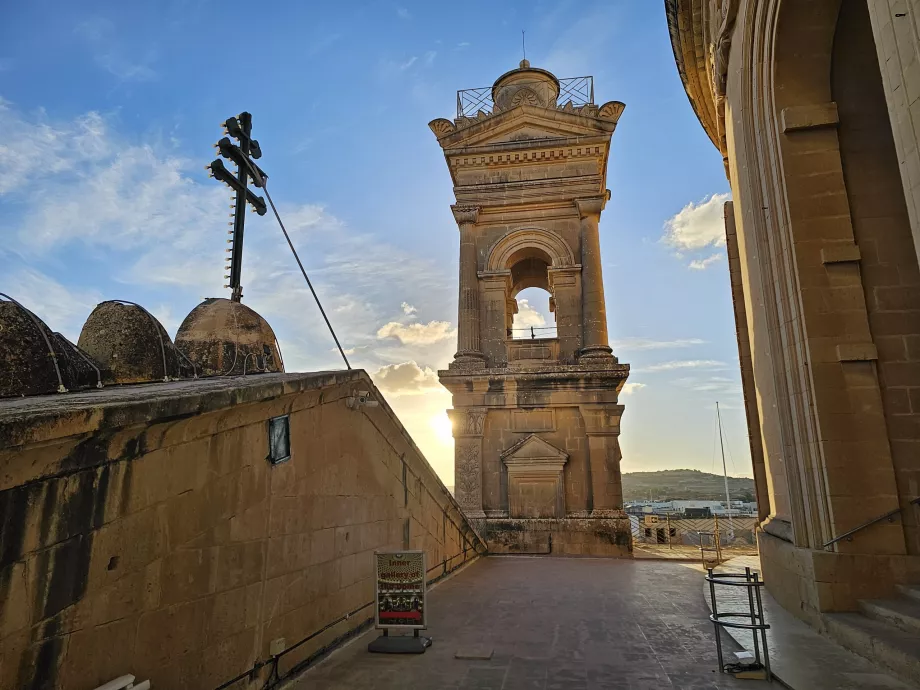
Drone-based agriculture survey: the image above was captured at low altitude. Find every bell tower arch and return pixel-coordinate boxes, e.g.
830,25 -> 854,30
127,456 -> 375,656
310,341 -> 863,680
431,61 -> 633,555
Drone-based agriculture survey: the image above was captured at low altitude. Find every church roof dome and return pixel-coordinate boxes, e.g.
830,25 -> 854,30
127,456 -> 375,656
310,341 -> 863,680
78,300 -> 195,384
0,294 -> 105,397
175,298 -> 283,377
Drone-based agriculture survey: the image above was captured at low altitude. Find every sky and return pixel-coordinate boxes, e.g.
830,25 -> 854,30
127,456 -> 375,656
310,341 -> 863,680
0,0 -> 750,485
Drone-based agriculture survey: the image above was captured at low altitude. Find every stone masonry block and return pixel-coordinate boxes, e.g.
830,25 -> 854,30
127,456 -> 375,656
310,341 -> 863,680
821,243 -> 862,264
782,102 -> 840,133
837,342 -> 879,362
161,549 -> 211,606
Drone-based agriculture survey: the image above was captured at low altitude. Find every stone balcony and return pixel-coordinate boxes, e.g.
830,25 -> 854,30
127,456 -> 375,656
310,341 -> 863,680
507,337 -> 560,367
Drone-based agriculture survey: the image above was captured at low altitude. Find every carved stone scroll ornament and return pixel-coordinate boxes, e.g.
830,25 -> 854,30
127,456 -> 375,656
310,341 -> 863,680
709,0 -> 739,101
454,441 -> 482,510
451,205 -> 480,227
428,118 -> 456,138
708,0 -> 739,171
597,101 -> 626,123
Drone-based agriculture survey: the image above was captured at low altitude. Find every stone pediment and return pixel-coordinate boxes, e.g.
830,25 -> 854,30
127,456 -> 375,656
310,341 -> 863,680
439,106 -> 616,151
501,433 -> 569,465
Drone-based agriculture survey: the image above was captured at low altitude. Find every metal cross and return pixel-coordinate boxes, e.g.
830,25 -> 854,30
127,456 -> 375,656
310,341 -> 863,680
207,112 -> 268,302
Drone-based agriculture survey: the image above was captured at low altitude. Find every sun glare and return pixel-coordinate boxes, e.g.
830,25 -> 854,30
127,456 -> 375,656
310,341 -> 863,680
429,414 -> 453,445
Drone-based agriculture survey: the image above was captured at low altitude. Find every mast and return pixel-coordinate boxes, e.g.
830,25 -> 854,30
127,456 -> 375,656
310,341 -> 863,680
716,401 -> 734,536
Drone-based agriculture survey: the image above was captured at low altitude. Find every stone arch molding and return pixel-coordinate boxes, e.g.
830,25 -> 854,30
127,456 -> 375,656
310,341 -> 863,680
486,226 -> 576,272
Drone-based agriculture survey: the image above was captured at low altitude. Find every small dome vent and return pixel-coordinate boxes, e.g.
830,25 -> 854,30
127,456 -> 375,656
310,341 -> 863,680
175,298 -> 283,377
78,300 -> 195,384
0,293 -> 104,397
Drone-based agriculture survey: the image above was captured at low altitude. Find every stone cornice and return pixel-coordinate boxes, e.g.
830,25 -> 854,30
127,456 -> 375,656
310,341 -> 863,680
454,176 -> 605,206
446,139 -> 610,170
434,104 -> 618,150
439,362 -> 630,382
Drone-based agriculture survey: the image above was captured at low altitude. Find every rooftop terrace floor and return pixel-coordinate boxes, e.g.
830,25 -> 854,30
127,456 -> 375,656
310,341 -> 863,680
294,556 -> 775,689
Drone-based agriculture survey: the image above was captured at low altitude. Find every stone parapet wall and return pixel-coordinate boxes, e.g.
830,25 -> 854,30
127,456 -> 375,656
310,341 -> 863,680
480,516 -> 631,557
759,530 -> 920,628
0,372 -> 485,690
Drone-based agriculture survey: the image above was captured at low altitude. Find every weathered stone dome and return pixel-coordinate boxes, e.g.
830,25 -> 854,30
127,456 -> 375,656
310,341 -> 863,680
78,301 -> 194,384
175,298 -> 283,377
0,296 -> 105,397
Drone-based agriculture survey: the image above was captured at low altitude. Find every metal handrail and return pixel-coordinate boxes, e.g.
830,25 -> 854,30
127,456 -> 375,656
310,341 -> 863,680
706,567 -> 771,680
456,75 -> 594,118
823,497 -> 920,548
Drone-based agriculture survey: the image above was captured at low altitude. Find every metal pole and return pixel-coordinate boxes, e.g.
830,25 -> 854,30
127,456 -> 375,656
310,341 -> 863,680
667,512 -> 672,549
708,568 -> 724,673
716,401 -> 735,536
714,514 -> 722,563
745,567 -> 761,664
754,571 -> 771,680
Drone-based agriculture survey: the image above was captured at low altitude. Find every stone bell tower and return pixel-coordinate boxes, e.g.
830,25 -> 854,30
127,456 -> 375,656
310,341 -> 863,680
430,61 -> 632,556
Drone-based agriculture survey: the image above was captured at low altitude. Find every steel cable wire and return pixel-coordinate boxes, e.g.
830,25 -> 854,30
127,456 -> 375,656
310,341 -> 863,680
248,167 -> 351,370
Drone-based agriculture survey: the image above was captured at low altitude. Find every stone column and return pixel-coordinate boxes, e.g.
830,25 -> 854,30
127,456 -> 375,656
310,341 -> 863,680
448,407 -> 486,519
578,403 -> 626,514
548,266 -> 582,362
575,195 -> 614,359
724,201 -> 770,523
478,272 -> 512,367
451,205 -> 485,369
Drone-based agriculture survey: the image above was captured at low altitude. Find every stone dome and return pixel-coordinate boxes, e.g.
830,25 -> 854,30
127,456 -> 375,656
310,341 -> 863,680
78,301 -> 194,384
175,298 -> 283,377
492,62 -> 560,113
0,296 -> 105,397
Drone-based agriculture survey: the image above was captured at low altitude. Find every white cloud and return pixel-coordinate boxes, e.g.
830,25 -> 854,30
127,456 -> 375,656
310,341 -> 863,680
96,54 -> 157,82
662,193 -> 730,251
689,252 -> 724,271
621,382 -> 646,396
456,42 -> 470,49
512,298 -> 547,330
372,361 -> 440,396
75,18 -> 113,42
424,51 -> 437,66
674,375 -> 740,395
377,320 -> 455,345
399,56 -> 417,70
612,337 -> 706,351
401,302 -> 417,316
0,101 -> 110,196
75,17 -> 157,82
3,268 -> 102,341
645,360 -> 726,372
396,7 -> 410,19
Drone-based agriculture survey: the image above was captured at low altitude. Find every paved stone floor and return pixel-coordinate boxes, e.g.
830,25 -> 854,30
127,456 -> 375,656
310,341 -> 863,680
293,556 -> 776,689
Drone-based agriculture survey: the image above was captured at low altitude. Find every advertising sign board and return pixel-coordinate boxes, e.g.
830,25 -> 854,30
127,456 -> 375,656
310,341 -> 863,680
374,550 -> 427,631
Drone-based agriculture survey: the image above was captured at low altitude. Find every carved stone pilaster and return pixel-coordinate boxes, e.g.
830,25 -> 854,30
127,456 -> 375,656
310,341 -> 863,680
448,407 -> 486,518
579,404 -> 626,513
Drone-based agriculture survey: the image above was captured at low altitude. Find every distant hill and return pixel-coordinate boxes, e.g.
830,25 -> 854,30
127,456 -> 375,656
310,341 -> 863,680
622,469 -> 755,502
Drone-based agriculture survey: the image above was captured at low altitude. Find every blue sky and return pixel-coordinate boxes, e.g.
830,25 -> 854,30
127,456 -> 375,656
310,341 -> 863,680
0,1 -> 749,484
